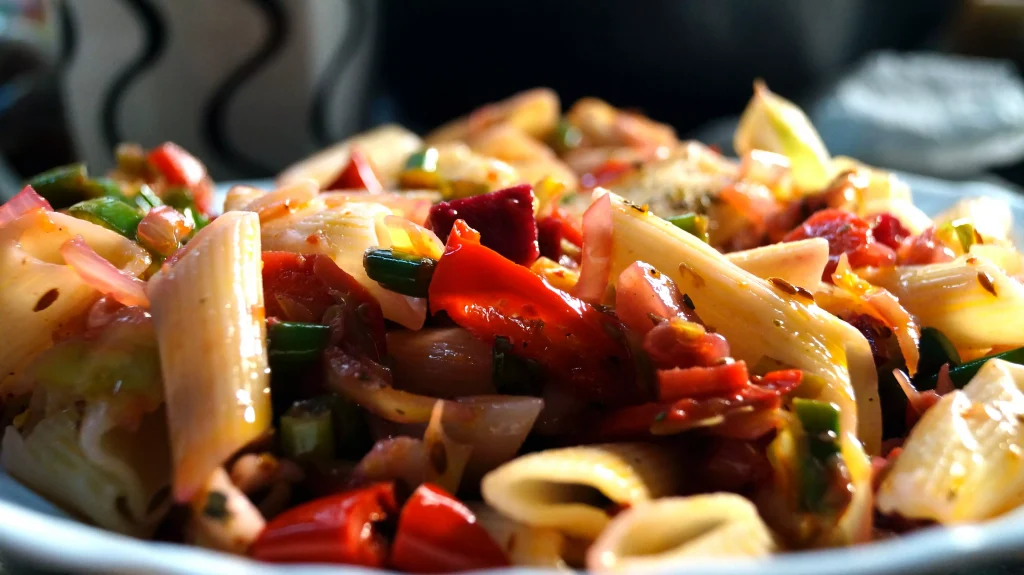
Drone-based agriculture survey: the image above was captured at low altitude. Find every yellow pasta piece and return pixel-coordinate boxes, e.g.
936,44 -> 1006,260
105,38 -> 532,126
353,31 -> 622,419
469,503 -> 568,569
481,443 -> 679,540
148,212 -> 270,503
878,359 -> 1024,523
0,211 -> 150,396
934,196 -> 1013,243
587,494 -> 777,572
277,124 -> 423,189
724,238 -> 829,291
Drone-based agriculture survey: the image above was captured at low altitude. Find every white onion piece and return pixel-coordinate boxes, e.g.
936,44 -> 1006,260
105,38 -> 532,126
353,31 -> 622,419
447,395 -> 544,481
61,236 -> 149,307
321,191 -> 438,226
0,185 -> 50,228
575,191 -> 614,303
376,214 -> 444,259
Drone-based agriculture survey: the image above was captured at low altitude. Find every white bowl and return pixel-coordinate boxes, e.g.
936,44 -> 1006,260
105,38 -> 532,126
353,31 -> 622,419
3,174 -> 1024,574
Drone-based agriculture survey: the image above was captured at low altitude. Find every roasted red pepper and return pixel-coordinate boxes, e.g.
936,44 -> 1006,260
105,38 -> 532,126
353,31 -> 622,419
390,484 -> 509,573
657,361 -> 750,402
783,208 -> 895,280
581,158 -> 634,190
536,207 -> 584,261
429,184 -> 539,266
262,252 -> 386,357
325,147 -> 384,194
429,220 -> 641,405
250,483 -> 398,566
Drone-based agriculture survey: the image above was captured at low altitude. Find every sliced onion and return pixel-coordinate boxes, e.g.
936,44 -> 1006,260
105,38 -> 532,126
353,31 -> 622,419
325,347 -> 437,424
136,206 -> 194,256
386,328 -> 495,398
243,179 -> 318,222
445,395 -> 543,481
892,368 -> 942,417
574,192 -> 613,303
376,214 -> 444,259
61,236 -> 150,307
0,185 -> 51,227
322,191 -> 437,226
615,261 -> 696,336
833,255 -> 920,375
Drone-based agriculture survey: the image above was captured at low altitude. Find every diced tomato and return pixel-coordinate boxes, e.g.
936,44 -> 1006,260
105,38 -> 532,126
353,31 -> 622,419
325,147 -> 384,194
784,208 -> 895,279
390,484 -> 508,573
250,483 -> 398,566
871,213 -> 910,250
147,142 -> 213,214
897,227 -> 956,266
657,361 -> 749,402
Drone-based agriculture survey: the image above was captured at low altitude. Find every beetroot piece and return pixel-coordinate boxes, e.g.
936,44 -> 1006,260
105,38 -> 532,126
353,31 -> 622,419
536,216 -> 563,260
429,184 -> 540,265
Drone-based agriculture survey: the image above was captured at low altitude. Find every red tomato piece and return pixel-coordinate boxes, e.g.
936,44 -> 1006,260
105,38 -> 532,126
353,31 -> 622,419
871,213 -> 911,250
657,361 -> 750,402
784,208 -> 897,279
428,220 -> 641,405
325,147 -> 384,194
390,484 -> 509,573
148,142 -> 206,187
250,483 -> 398,566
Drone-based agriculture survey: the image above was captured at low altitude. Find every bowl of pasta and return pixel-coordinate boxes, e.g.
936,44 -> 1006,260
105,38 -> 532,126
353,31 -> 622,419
2,85 -> 1024,575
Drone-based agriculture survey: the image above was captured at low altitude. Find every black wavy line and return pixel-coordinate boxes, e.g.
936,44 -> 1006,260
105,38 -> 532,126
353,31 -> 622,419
310,0 -> 368,147
202,0 -> 288,177
100,0 -> 166,159
57,0 -> 77,71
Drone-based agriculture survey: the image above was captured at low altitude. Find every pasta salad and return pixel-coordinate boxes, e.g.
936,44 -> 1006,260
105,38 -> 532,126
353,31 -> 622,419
2,84 -> 1023,573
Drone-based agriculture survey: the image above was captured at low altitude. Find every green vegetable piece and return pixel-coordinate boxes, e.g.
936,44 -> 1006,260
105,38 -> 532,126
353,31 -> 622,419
363,248 -> 436,298
404,148 -> 439,172
68,196 -> 144,238
492,336 -> 544,396
793,398 -> 842,513
927,345 -> 1024,390
667,213 -> 710,243
551,119 -> 583,153
27,163 -> 90,208
203,491 -> 231,520
163,187 -> 208,231
281,399 -> 336,462
951,219 -> 977,252
915,327 -> 961,384
267,321 -> 331,364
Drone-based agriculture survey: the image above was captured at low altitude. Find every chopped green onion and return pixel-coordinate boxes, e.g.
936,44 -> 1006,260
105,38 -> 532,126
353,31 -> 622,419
550,119 -> 583,153
328,394 -> 373,459
405,148 -> 439,172
130,184 -> 164,213
281,399 -> 336,462
267,321 -> 331,364
793,398 -> 842,513
363,248 -> 436,298
915,327 -> 960,384
27,163 -> 91,208
667,213 -> 710,243
492,336 -> 543,396
925,345 -> 1024,390
202,490 -> 231,520
400,149 -> 441,190
951,219 -> 977,252
67,197 -> 144,238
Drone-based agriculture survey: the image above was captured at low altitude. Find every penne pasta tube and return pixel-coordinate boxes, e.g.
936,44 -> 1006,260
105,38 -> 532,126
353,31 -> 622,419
261,200 -> 427,329
481,443 -> 679,540
934,196 -> 1013,243
725,238 -> 829,291
867,255 -> 1024,350
0,211 -> 149,396
469,502 -> 568,569
877,359 -> 1024,523
148,212 -> 271,503
601,191 -> 877,544
187,467 -> 265,555
277,124 -> 423,189
587,494 -> 777,573
223,185 -> 268,213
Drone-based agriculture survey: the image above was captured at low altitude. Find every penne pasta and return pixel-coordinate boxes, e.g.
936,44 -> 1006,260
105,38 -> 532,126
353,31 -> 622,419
481,443 -> 679,540
469,502 -> 568,569
725,238 -> 829,291
223,184 -> 268,213
587,494 -> 777,572
148,212 -> 271,502
867,255 -> 1024,350
278,124 -> 423,189
934,196 -> 1013,243
602,191 -> 877,544
261,200 -> 427,329
877,359 -> 1024,523
187,467 -> 266,554
0,211 -> 150,397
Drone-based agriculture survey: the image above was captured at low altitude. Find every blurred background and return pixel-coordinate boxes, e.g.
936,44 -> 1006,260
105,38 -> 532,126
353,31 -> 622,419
2,0 -> 1024,192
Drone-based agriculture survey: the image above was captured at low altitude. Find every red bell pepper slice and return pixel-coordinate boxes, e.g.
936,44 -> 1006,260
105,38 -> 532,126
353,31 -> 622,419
390,483 -> 508,573
250,482 -> 398,566
147,142 -> 213,214
325,147 -> 384,194
262,251 -> 386,358
428,220 -> 641,405
657,361 -> 750,402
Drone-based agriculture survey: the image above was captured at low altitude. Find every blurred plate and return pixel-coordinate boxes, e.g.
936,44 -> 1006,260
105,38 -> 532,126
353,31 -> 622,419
2,176 -> 1024,575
